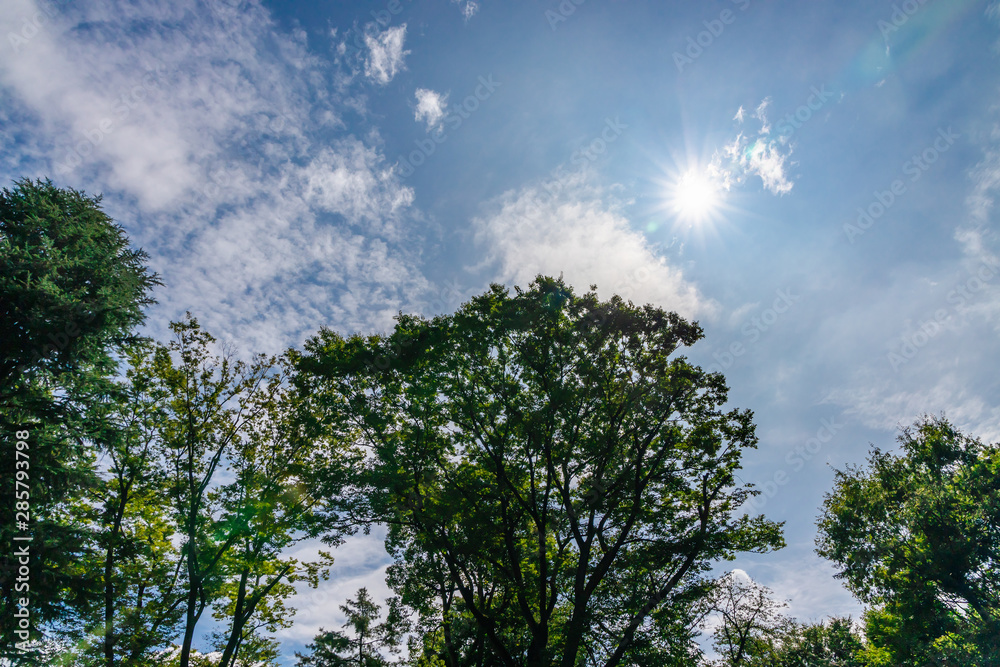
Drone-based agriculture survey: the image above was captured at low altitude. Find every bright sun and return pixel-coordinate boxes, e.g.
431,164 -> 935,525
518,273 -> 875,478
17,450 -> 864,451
671,169 -> 721,222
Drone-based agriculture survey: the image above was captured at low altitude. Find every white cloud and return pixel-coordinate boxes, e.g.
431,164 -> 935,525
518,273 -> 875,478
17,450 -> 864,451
413,88 -> 449,130
826,374 -> 1000,445
958,136 -> 1000,266
364,24 -> 409,85
473,170 -> 713,319
748,141 -> 794,195
728,301 -> 760,327
707,99 -> 794,196
302,140 -> 415,231
750,551 -> 862,623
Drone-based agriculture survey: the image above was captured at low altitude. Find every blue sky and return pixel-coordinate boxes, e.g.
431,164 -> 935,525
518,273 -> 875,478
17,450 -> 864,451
3,0 -> 1000,660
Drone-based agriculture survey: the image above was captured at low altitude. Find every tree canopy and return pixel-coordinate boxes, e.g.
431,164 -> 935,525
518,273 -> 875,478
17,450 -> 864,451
296,277 -> 785,667
817,415 -> 1000,666
0,178 -> 159,654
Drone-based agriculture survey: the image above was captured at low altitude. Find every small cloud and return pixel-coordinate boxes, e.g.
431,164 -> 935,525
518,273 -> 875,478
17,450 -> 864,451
748,141 -> 794,195
707,99 -> 794,196
414,88 -> 449,130
364,24 -> 409,85
728,301 -> 760,327
453,0 -> 480,20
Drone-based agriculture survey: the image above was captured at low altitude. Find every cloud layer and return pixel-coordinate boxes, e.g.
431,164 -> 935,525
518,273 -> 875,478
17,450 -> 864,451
0,0 -> 430,353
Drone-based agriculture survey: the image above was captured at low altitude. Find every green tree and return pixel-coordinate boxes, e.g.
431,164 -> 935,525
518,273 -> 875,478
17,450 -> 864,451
296,588 -> 411,666
816,415 -> 1000,666
207,356 -> 343,667
704,573 -> 865,667
296,277 -> 784,667
767,617 -> 866,667
86,343 -> 184,667
0,177 -> 158,655
153,316 -> 344,667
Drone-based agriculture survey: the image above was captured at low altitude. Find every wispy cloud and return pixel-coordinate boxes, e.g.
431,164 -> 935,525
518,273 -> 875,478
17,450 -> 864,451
827,374 -> 1000,444
453,0 -> 480,20
710,98 -> 794,195
364,24 -> 409,85
302,141 -> 415,232
0,0 -> 430,352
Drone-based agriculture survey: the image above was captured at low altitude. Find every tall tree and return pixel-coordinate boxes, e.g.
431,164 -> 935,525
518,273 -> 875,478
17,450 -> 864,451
297,277 -> 784,667
208,357 -> 343,667
706,572 -> 788,667
296,588 -> 411,667
0,178 -> 158,655
87,343 -> 184,666
153,316 -> 346,667
817,415 -> 1000,666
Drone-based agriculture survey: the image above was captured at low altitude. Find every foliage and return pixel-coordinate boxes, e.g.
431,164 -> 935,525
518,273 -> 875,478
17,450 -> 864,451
83,343 -> 184,666
767,617 -> 866,667
816,415 -> 1000,666
0,177 -> 158,655
705,573 -> 865,667
152,316 -> 343,667
37,316 -> 346,666
296,276 -> 784,667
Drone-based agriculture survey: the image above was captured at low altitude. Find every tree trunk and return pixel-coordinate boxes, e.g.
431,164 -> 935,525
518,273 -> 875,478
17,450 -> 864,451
179,547 -> 203,667
217,569 -> 249,667
103,547 -> 115,667
104,480 -> 130,667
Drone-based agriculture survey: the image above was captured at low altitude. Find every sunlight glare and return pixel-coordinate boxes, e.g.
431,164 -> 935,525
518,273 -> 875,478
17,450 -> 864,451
671,169 -> 721,222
